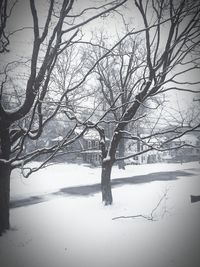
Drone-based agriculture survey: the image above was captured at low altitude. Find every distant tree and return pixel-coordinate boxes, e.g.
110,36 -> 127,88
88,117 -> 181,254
0,0 -> 128,235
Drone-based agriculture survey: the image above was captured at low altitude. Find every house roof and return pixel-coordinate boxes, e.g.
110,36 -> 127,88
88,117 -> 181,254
84,130 -> 100,140
51,136 -> 63,142
178,134 -> 199,145
81,150 -> 101,154
75,128 -> 109,141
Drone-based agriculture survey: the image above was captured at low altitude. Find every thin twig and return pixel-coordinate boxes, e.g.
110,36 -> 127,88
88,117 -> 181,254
112,190 -> 168,221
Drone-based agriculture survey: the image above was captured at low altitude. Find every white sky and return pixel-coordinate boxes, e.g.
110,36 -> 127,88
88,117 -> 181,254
1,0 -> 199,116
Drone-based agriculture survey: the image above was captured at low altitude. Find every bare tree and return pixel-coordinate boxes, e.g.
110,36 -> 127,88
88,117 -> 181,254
92,34 -> 147,169
0,0 -> 128,235
74,0 -> 200,205
0,0 -> 17,53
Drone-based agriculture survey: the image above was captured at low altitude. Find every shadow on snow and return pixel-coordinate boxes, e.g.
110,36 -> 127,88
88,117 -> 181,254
10,169 -> 195,209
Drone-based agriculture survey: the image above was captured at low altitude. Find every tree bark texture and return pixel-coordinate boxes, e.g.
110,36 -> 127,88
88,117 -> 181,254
0,162 -> 11,235
101,161 -> 113,205
0,127 -> 11,235
118,138 -> 125,169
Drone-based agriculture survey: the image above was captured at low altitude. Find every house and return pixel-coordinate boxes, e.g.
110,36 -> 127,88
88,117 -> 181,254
41,126 -> 200,165
38,127 -> 104,165
48,129 -> 107,166
163,133 -> 200,163
124,129 -> 200,164
80,130 -> 102,165
125,136 -> 163,165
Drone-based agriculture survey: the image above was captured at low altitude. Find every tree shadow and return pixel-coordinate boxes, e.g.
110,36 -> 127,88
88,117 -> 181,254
10,169 -> 193,209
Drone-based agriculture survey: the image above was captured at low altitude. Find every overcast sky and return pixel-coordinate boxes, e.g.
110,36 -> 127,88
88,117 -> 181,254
1,0 -> 199,113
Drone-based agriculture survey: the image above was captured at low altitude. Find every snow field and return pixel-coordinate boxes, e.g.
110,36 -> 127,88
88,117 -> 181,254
0,162 -> 199,267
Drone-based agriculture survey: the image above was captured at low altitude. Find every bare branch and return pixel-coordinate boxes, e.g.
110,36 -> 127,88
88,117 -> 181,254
112,189 -> 169,221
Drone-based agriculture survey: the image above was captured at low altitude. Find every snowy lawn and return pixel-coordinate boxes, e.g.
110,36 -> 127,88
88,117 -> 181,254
0,162 -> 200,267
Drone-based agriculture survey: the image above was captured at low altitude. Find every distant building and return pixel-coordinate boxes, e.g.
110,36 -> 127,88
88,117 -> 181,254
125,130 -> 200,164
80,130 -> 102,166
125,136 -> 163,165
49,129 -> 109,166
41,126 -> 200,165
163,133 -> 200,163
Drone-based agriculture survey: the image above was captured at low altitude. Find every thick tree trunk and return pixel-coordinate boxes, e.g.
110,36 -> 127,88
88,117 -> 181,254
0,162 -> 11,235
118,139 -> 125,170
0,126 -> 11,235
101,160 -> 113,205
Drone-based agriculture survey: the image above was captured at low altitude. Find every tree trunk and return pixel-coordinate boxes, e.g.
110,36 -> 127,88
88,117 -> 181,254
118,138 -> 125,169
0,162 -> 11,235
101,160 -> 113,205
0,126 -> 11,235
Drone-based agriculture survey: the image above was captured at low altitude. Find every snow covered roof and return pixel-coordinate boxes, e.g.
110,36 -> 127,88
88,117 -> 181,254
179,134 -> 199,145
146,137 -> 166,144
75,129 -> 109,141
81,150 -> 101,154
74,128 -> 99,139
84,130 -> 99,140
51,136 -> 63,142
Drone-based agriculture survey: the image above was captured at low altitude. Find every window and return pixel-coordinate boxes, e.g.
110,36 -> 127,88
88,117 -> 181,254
95,140 -> 99,148
86,154 -> 90,162
88,140 -> 92,149
92,140 -> 95,148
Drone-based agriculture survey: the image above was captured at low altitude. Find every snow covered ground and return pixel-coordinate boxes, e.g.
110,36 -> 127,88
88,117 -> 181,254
0,162 -> 200,267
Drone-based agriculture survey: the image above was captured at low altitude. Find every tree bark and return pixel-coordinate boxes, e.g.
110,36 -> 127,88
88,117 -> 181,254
0,162 -> 11,235
101,160 -> 113,205
0,126 -> 11,235
118,138 -> 125,169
